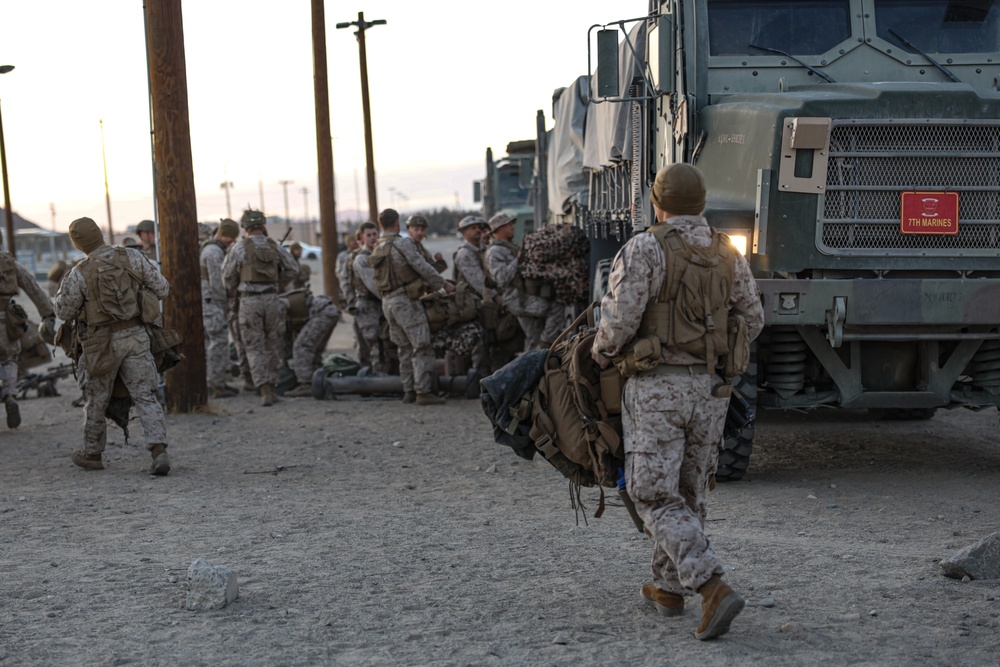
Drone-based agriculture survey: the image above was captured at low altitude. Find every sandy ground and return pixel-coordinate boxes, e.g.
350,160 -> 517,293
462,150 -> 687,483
1,316 -> 999,666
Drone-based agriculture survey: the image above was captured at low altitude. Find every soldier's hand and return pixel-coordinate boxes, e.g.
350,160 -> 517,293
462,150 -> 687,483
433,252 -> 444,262
443,281 -> 456,294
39,316 -> 57,345
591,349 -> 612,369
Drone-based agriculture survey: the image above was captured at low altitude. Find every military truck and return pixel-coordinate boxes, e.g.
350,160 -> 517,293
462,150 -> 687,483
474,139 -> 541,241
544,0 -> 1000,479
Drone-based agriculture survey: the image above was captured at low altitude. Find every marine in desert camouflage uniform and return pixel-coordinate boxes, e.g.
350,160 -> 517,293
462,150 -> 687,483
0,229 -> 56,429
285,293 -> 340,397
55,217 -> 172,475
201,219 -> 240,398
221,208 -> 299,406
135,219 -> 158,263
484,213 -> 563,350
592,163 -> 764,640
349,222 -> 386,375
372,209 -> 454,406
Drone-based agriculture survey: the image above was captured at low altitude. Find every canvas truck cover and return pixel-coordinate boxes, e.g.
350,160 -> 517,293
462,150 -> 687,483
547,76 -> 590,216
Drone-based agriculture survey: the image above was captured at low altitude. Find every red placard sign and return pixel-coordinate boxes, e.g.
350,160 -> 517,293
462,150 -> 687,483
900,191 -> 959,235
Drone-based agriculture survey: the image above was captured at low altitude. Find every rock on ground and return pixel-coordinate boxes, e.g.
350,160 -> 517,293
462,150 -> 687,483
940,531 -> 1000,580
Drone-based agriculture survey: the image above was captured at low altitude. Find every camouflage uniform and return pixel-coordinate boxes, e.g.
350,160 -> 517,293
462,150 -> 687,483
221,236 -> 299,388
485,240 -> 562,350
292,294 -> 340,384
377,235 -> 446,395
352,248 -> 386,374
54,245 -> 170,455
200,240 -> 230,389
593,215 -> 764,596
453,241 -> 492,299
0,254 -> 55,404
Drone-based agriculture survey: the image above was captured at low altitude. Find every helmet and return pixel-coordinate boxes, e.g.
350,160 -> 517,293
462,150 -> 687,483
241,208 -> 267,229
458,215 -> 487,231
406,215 -> 428,228
136,219 -> 155,234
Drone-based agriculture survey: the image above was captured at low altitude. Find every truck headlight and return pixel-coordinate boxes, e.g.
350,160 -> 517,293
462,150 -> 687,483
728,234 -> 748,256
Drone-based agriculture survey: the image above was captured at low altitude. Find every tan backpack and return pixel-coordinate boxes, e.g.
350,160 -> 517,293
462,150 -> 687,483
527,307 -> 628,521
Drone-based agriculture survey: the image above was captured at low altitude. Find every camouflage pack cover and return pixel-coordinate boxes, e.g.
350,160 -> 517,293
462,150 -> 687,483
519,224 -> 590,306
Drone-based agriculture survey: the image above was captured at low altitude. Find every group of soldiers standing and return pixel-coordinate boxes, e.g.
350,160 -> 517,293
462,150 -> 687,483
333,208 -> 566,405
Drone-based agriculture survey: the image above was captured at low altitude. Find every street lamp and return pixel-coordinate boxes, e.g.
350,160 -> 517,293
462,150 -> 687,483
0,65 -> 15,256
336,12 -> 386,223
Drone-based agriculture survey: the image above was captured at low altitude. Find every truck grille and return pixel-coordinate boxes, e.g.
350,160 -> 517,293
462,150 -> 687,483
818,121 -> 1000,255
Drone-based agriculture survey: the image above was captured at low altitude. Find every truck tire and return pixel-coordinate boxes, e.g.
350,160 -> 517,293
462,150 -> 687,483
869,407 -> 937,420
717,350 -> 758,482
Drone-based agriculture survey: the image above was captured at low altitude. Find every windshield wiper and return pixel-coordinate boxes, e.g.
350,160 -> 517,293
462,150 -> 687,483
748,43 -> 836,83
888,29 -> 961,83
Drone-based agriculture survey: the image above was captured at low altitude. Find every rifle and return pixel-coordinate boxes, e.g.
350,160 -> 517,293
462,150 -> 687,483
17,362 -> 76,399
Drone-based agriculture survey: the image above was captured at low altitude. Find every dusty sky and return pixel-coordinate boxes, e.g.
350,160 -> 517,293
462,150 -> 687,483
0,1 -> 616,232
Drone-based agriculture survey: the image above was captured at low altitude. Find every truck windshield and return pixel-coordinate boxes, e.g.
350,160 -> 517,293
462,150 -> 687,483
708,0 -> 852,56
874,0 -> 1000,54
497,167 -> 530,208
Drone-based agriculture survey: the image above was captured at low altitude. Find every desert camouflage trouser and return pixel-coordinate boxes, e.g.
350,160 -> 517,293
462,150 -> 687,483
623,372 -> 728,595
383,292 -> 434,394
239,292 -> 287,388
81,325 -> 166,453
0,313 -> 21,400
293,302 -> 339,384
355,298 -> 385,374
203,301 -> 229,388
515,300 -> 564,351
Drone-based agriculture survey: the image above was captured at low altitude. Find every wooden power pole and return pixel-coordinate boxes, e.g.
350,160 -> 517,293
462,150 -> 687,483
144,0 -> 206,412
312,0 -> 339,299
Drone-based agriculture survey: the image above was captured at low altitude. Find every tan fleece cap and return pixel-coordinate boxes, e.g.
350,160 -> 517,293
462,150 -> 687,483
218,219 -> 240,239
650,163 -> 706,215
69,217 -> 106,255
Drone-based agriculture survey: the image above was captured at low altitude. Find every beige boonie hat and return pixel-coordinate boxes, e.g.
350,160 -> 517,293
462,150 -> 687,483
488,213 -> 515,232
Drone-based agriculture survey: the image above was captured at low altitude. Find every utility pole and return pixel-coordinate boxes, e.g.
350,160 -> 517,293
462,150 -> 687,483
353,167 -> 361,222
144,0 -> 206,412
279,179 -> 294,226
313,0 -> 340,298
336,12 -> 386,223
220,178 -> 234,219
0,64 -> 16,256
257,176 -> 265,214
49,202 -> 55,231
301,185 -> 313,244
100,120 -> 115,243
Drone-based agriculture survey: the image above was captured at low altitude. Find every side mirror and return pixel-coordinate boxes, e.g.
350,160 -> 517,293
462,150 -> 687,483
473,181 -> 482,204
649,15 -> 675,95
596,29 -> 619,97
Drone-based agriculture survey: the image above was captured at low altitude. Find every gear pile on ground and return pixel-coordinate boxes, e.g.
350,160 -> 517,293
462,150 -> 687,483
520,224 -> 590,306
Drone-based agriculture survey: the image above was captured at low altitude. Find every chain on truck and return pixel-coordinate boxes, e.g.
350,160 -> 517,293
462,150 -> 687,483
528,0 -> 1000,480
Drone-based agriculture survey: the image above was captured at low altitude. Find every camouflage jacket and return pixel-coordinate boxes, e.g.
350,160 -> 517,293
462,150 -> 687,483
55,244 -> 169,323
352,248 -> 380,300
593,215 -> 764,366
221,234 -> 299,295
200,241 -> 227,304
453,241 -> 491,298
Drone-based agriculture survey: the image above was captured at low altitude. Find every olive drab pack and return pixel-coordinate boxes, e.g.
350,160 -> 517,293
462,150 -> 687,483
79,248 -> 145,326
238,237 -> 280,284
623,223 -> 749,380
527,307 -> 627,520
420,282 -> 481,332
370,236 -> 420,296
0,252 -> 19,297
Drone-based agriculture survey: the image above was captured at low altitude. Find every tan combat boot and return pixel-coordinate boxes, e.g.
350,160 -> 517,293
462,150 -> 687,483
285,383 -> 313,398
401,391 -> 416,404
641,583 -> 684,617
415,393 -> 446,406
260,383 -> 279,407
5,396 -> 20,429
72,450 -> 104,470
694,575 -> 744,640
149,443 -> 171,476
